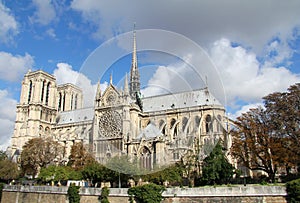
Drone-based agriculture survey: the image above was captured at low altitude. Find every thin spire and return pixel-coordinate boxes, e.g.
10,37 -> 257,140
129,23 -> 140,99
124,73 -> 129,96
110,73 -> 113,84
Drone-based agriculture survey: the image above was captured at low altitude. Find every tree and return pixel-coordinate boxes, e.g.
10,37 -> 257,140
263,83 -> 300,171
20,137 -> 64,177
67,184 -> 80,203
99,186 -> 110,203
231,84 -> 300,182
68,142 -> 95,170
39,165 -> 74,182
201,142 -> 234,185
231,107 -> 284,182
128,183 -> 165,203
0,159 -> 20,182
0,150 -> 7,161
81,162 -> 114,185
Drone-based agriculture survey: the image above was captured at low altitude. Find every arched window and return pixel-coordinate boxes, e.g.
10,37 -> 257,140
62,92 -> 66,111
195,116 -> 201,129
45,82 -> 50,105
140,147 -> 151,169
41,80 -> 45,102
205,115 -> 212,133
182,117 -> 189,133
58,92 -> 62,111
159,120 -> 166,135
217,115 -> 222,132
170,118 -> 178,138
28,80 -> 32,104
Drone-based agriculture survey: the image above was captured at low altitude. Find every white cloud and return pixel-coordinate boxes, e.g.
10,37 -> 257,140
70,0 -> 300,52
31,0 -> 56,25
53,63 -> 107,107
0,52 -> 34,82
209,38 -> 300,107
0,89 -> 17,151
0,2 -> 18,43
46,28 -> 56,38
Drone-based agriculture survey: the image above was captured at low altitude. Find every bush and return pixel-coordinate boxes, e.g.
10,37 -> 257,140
128,183 -> 165,203
0,182 -> 4,201
286,178 -> 300,203
99,186 -> 110,203
67,184 -> 80,203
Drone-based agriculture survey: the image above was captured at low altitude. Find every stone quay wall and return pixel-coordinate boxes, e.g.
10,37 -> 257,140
1,185 -> 287,203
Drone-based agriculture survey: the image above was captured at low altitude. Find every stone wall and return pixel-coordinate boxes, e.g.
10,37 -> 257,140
1,185 -> 287,203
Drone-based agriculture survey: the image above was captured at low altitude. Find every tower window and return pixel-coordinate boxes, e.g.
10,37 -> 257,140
75,94 -> 78,109
45,82 -> 50,105
28,80 -> 32,104
41,80 -> 45,102
58,92 -> 62,111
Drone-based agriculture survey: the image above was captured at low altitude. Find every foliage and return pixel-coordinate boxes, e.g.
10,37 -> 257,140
20,137 -> 64,177
106,155 -> 137,175
141,164 -> 183,186
38,165 -> 76,182
0,182 -> 4,200
68,142 -> 95,171
0,159 -> 20,181
0,150 -> 7,161
286,178 -> 300,203
231,83 -> 300,182
81,162 -> 114,185
263,83 -> 300,171
99,186 -> 110,203
201,142 -> 234,185
128,183 -> 165,203
67,184 -> 80,203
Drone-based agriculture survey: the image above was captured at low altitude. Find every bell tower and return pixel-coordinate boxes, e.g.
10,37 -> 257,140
10,70 -> 58,158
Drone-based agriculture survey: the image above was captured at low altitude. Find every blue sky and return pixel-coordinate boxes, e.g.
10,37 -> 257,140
0,0 -> 300,149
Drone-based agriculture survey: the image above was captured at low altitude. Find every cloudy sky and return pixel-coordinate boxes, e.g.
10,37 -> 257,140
1,0 -> 300,150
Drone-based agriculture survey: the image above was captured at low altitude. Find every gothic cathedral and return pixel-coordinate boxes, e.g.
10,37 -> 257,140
8,30 -> 229,170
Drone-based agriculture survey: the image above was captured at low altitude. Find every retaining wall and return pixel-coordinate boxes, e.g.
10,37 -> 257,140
1,185 -> 287,203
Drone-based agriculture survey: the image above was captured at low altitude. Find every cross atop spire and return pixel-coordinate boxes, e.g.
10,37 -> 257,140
129,23 -> 140,99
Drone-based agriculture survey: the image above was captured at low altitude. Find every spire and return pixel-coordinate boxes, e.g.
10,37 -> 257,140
124,73 -> 129,96
95,80 -> 101,107
129,23 -> 140,99
110,73 -> 113,84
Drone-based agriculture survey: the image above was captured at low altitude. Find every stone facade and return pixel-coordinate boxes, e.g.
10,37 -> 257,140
8,30 -> 230,169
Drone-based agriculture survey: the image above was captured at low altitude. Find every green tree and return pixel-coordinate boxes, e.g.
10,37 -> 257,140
68,142 -> 95,171
99,186 -> 110,203
39,165 -> 74,182
20,137 -> 64,177
67,184 -> 80,203
128,183 -> 165,203
141,164 -> 183,186
202,142 -> 234,185
286,178 -> 300,203
81,162 -> 114,185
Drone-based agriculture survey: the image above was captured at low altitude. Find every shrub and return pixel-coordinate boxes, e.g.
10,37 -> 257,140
99,186 -> 110,203
0,183 -> 4,201
128,183 -> 165,203
67,184 -> 80,203
286,178 -> 300,203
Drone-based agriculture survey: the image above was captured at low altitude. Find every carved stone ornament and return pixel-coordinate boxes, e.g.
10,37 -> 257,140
99,110 -> 122,137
